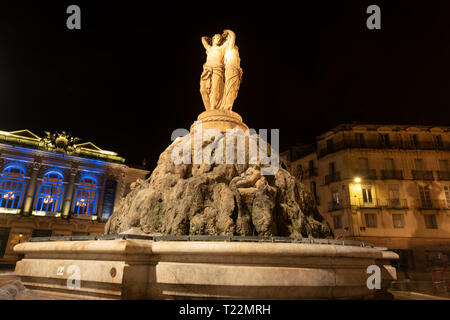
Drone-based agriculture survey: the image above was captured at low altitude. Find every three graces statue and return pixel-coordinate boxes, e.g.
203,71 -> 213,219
200,29 -> 242,111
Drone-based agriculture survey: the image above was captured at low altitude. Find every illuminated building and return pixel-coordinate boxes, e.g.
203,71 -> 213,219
281,124 -> 450,279
0,129 -> 148,264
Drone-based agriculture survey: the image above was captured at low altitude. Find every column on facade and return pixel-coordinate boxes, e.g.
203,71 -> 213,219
62,169 -> 77,218
23,162 -> 41,215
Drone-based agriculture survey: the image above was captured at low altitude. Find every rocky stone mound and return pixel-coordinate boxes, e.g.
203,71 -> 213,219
105,131 -> 332,238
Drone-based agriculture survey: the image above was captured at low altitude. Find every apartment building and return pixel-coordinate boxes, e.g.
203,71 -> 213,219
281,124 -> 450,278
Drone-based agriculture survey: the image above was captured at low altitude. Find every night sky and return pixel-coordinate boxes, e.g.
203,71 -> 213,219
0,1 -> 449,170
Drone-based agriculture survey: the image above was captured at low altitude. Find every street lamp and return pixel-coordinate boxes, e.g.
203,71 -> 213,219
354,177 -> 361,183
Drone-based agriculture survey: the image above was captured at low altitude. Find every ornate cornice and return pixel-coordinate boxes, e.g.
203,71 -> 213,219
41,131 -> 81,154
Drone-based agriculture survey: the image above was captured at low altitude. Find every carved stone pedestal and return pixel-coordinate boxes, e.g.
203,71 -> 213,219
13,238 -> 398,299
190,109 -> 249,133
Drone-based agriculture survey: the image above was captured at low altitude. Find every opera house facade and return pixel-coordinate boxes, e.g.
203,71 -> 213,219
0,129 -> 148,265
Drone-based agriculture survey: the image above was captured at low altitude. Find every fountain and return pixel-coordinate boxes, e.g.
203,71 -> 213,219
13,29 -> 398,299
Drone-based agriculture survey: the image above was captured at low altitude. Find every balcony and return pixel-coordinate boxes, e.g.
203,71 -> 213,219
328,201 -> 347,212
417,200 -> 449,210
318,139 -> 399,157
325,172 -> 341,185
317,138 -> 450,158
297,168 -> 318,180
304,167 -> 318,178
437,171 -> 450,181
381,170 -> 403,180
407,140 -> 447,150
350,199 -> 381,209
353,169 -> 377,180
380,198 -> 408,209
347,139 -> 400,149
412,170 -> 434,180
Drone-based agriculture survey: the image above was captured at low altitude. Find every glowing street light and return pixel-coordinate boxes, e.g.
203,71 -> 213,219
354,177 -> 361,183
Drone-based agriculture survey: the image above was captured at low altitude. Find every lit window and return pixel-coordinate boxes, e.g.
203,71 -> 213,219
73,177 -> 98,217
0,166 -> 26,210
35,171 -> 64,213
362,186 -> 373,203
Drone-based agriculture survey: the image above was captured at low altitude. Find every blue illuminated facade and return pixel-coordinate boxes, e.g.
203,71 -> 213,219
0,130 -> 148,264
0,129 -> 148,220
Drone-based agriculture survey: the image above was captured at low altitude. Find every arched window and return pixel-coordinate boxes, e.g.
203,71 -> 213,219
0,166 -> 26,209
35,171 -> 64,213
73,176 -> 98,216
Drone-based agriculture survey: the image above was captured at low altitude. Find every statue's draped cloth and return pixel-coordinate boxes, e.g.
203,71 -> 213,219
200,63 -> 225,110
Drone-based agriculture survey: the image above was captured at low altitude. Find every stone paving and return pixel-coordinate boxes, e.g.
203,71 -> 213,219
0,268 -> 24,300
0,268 -> 77,300
390,290 -> 449,300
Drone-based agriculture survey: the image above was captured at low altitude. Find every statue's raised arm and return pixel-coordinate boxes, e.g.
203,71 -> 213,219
201,36 -> 211,50
222,30 -> 236,49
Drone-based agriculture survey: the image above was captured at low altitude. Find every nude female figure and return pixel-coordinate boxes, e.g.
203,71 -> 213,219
200,30 -> 235,110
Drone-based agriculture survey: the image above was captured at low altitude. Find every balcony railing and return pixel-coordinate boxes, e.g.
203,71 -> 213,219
380,198 -> 408,209
325,172 -> 341,185
350,199 -> 382,209
407,141 -> 448,150
353,169 -> 377,180
381,170 -> 403,180
417,200 -> 449,210
350,199 -> 409,209
295,168 -> 318,181
317,138 -> 450,158
412,170 -> 434,180
304,168 -> 318,178
437,171 -> 450,181
328,201 -> 347,212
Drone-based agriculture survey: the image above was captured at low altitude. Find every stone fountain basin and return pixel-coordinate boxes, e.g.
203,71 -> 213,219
13,235 -> 398,300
